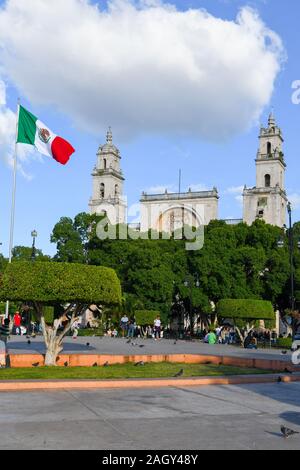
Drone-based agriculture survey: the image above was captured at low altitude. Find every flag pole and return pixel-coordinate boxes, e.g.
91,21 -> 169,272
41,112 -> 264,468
5,98 -> 20,320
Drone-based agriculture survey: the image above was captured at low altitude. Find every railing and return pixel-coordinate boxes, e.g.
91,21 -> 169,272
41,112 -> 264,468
140,190 -> 218,202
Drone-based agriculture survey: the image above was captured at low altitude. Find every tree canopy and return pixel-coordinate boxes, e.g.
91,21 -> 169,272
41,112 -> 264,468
0,261 -> 121,305
217,299 -> 275,321
48,214 -> 292,325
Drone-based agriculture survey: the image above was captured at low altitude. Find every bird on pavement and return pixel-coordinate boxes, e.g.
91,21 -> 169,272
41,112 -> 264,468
131,342 -> 137,346
139,345 -> 145,348
281,350 -> 287,355
134,361 -> 145,366
64,362 -> 68,367
126,339 -> 131,344
32,362 -> 39,367
174,341 -> 177,345
86,343 -> 90,347
27,340 -> 31,345
281,426 -> 299,438
103,361 -> 109,367
174,369 -> 184,377
277,376 -> 282,383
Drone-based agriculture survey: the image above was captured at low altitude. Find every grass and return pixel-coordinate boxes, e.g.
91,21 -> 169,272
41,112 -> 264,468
0,362 -> 273,380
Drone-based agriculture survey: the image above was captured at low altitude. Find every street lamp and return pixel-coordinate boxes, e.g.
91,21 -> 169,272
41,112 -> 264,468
184,275 -> 200,336
31,230 -> 38,261
278,203 -> 300,315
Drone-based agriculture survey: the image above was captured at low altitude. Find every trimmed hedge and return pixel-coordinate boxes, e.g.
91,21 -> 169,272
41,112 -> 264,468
78,328 -> 104,337
217,299 -> 275,321
277,337 -> 292,349
0,261 -> 121,305
135,310 -> 160,326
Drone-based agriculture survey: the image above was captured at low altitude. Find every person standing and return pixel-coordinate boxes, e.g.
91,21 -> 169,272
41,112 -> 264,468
0,318 -> 10,344
13,311 -> 22,335
120,315 -> 129,338
153,316 -> 161,341
128,319 -> 136,339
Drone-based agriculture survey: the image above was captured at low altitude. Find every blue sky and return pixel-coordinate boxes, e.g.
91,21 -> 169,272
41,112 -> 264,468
0,0 -> 299,256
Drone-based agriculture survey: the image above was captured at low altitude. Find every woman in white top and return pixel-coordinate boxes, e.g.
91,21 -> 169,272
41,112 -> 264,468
153,316 -> 161,340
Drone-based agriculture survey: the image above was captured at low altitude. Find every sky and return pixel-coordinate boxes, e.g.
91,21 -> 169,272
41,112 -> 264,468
0,0 -> 299,256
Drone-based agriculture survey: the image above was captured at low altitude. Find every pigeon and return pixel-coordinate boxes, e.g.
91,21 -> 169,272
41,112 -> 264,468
64,362 -> 68,367
86,343 -> 90,347
281,350 -> 287,355
139,345 -> 145,348
131,342 -> 137,346
173,341 -> 177,345
92,362 -> 98,367
174,368 -> 184,377
103,361 -> 109,367
134,361 -> 145,366
27,340 -> 31,345
32,362 -> 39,367
281,426 -> 299,438
277,376 -> 282,383
126,339 -> 131,344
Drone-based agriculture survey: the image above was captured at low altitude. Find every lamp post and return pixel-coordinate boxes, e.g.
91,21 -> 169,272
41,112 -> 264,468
184,275 -> 200,336
278,203 -> 300,328
31,230 -> 37,261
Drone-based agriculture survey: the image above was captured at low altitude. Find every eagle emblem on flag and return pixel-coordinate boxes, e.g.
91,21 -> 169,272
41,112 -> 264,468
38,127 -> 51,144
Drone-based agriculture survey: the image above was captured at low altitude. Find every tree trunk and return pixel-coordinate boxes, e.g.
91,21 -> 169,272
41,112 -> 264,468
44,337 -> 63,366
34,302 -> 81,367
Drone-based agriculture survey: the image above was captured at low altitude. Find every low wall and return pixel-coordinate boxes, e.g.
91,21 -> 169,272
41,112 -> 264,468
7,353 -> 299,372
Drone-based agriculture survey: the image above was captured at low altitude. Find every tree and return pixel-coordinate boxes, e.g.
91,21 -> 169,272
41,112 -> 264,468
0,261 -> 121,365
50,212 -> 292,329
217,298 -> 275,345
0,255 -> 7,275
135,310 -> 160,336
12,246 -> 50,262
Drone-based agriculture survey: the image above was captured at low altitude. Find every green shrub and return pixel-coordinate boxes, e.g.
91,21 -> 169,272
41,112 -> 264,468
277,337 -> 292,349
0,261 -> 122,305
217,299 -> 275,321
78,327 -> 104,337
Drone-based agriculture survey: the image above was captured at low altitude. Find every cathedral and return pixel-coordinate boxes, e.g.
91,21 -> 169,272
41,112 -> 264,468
89,114 -> 287,230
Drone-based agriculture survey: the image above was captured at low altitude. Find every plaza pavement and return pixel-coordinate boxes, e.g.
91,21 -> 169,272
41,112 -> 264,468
6,335 -> 293,363
1,382 -> 300,449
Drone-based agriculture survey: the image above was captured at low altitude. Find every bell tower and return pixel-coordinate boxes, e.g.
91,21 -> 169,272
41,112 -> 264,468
89,128 -> 126,224
243,113 -> 287,227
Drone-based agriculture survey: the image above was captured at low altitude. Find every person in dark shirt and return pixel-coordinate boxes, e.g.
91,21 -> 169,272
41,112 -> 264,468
0,318 -> 10,344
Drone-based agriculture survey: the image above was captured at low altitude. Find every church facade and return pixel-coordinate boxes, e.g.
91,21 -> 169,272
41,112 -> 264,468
89,114 -> 287,230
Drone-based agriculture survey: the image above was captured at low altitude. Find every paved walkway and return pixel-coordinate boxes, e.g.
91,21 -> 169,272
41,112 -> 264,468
1,382 -> 300,449
7,336 -> 291,362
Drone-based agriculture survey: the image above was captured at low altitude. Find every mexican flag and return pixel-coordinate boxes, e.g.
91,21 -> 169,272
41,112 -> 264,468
16,105 -> 75,165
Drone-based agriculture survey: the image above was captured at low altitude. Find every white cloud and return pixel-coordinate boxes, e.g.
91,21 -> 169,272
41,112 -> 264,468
189,183 -> 208,192
145,184 -> 175,193
225,185 -> 245,194
0,79 -> 39,177
224,185 -> 244,205
0,0 -> 285,141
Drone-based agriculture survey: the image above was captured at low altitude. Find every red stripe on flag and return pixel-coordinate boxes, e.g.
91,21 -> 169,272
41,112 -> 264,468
51,136 -> 75,165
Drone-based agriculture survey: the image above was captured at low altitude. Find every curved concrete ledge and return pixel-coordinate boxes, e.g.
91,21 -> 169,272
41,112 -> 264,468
7,353 -> 300,372
0,373 -> 299,392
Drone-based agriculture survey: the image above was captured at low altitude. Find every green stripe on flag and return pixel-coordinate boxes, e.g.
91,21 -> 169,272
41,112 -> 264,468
17,105 -> 38,145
